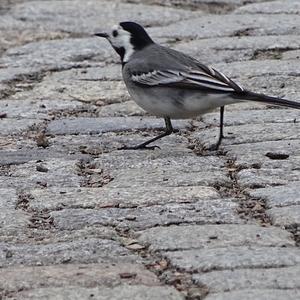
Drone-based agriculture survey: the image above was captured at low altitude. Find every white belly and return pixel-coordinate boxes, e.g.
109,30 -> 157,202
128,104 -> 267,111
126,85 -> 238,119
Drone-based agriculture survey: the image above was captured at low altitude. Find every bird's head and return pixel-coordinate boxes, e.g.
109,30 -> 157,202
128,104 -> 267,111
94,21 -> 154,63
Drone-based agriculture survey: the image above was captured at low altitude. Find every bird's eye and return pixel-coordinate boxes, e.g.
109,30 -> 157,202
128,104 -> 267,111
112,30 -> 118,37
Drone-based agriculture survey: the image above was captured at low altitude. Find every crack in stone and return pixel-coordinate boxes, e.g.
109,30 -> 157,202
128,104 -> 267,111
75,159 -> 114,188
223,158 -> 272,225
115,228 -> 209,300
251,47 -> 297,60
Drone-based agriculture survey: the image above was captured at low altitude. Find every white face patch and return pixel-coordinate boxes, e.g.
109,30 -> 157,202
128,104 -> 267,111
107,25 -> 135,62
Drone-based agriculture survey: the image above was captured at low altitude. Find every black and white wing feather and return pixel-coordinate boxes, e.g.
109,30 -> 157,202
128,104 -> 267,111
131,66 -> 244,93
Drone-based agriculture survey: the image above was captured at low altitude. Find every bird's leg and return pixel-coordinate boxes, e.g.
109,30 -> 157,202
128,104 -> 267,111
119,117 -> 174,150
208,106 -> 225,151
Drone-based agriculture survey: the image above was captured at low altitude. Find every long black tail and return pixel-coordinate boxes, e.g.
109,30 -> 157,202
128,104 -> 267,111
236,91 -> 300,110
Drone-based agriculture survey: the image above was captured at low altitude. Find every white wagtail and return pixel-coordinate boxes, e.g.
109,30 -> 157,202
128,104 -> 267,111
95,21 -> 300,150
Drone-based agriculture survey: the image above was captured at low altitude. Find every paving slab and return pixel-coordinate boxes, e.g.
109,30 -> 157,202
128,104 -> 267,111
202,109 -> 300,127
283,49 -> 300,60
163,246 -> 300,272
6,285 -> 184,300
0,99 -> 86,119
47,131 -> 189,154
0,225 -> 116,244
51,198 -> 243,231
225,140 -> 300,169
134,0 -> 269,6
137,224 -> 294,251
204,289 -> 300,300
0,118 -> 43,135
193,266 -> 300,292
174,35 -> 300,64
192,123 -> 300,144
10,0 -> 201,32
0,263 -> 158,292
28,185 -> 220,210
95,146 -> 225,171
0,38 -> 111,82
107,167 -> 230,189
268,206 -> 300,227
239,75 -> 300,99
192,122 -> 300,150
249,182 -> 300,207
215,60 -> 300,84
235,0 -> 300,14
151,14 -> 300,39
8,65 -> 122,103
0,159 -> 82,188
47,117 -> 191,135
0,149 -> 87,166
0,188 -> 29,232
0,238 -> 138,267
237,168 -> 300,188
98,101 -> 146,117
10,74 -> 129,105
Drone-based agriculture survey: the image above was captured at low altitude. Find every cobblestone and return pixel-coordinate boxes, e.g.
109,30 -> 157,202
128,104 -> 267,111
193,266 -> 300,292
1,0 -> 299,299
137,224 -> 294,251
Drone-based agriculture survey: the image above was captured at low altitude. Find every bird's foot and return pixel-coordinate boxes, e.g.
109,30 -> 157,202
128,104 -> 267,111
118,144 -> 160,150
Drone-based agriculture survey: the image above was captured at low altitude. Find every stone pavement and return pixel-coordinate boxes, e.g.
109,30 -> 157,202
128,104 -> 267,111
0,0 -> 300,299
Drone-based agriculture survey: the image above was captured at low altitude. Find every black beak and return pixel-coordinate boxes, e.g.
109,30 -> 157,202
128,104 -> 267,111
94,32 -> 109,38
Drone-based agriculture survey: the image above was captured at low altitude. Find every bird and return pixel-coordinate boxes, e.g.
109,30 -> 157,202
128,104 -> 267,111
95,21 -> 300,150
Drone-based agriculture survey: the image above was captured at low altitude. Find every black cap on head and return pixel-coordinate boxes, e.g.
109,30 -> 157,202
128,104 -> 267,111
120,21 -> 154,50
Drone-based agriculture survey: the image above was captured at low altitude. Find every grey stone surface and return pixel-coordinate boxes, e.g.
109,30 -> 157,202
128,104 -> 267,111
47,117 -> 191,135
107,167 -> 231,188
10,0 -> 201,32
0,149 -> 86,166
95,146 -> 225,171
0,188 -> 29,232
268,206 -> 300,227
51,198 -> 242,231
9,68 -> 129,105
0,38 -> 111,82
235,0 -> 300,14
249,182 -> 300,207
0,159 -> 82,188
137,224 -> 294,251
204,289 -> 300,300
151,14 -> 300,39
282,49 -> 300,60
98,101 -> 145,117
0,238 -> 137,267
193,266 -> 300,292
28,185 -> 220,210
237,168 -> 300,188
48,130 -> 190,154
192,122 -> 300,150
133,0 -> 269,6
0,99 -> 86,119
224,139 -> 300,169
215,60 -> 300,90
202,108 -> 300,127
0,263 -> 159,292
174,35 -> 300,64
164,247 -> 300,272
7,285 -> 185,300
0,118 -> 43,135
1,0 -> 300,299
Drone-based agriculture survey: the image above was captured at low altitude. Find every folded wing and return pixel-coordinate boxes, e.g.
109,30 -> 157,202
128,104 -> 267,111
131,66 -> 244,93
